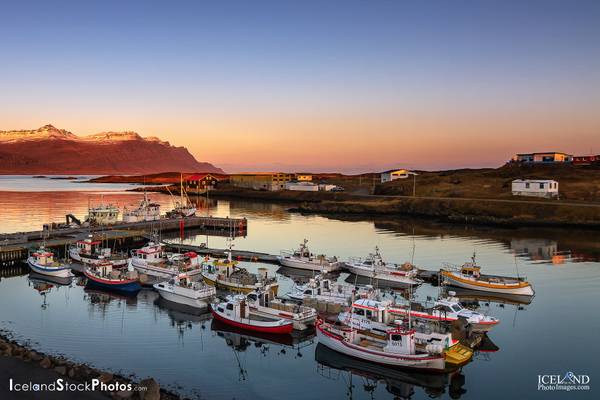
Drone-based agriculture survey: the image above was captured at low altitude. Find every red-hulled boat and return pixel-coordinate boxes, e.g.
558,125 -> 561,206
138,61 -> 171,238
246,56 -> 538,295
210,295 -> 293,334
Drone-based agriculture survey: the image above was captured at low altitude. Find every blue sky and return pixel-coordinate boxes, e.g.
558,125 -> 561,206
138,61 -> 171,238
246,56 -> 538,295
1,0 -> 599,172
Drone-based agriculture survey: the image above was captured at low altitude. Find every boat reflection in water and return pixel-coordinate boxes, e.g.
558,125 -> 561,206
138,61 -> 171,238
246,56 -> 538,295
315,343 -> 467,399
211,318 -> 315,380
447,287 -> 534,307
154,296 -> 212,338
28,271 -> 74,309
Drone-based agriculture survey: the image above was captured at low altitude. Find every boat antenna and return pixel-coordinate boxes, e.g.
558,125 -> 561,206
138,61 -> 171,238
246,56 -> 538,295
410,232 -> 416,265
513,255 -> 521,279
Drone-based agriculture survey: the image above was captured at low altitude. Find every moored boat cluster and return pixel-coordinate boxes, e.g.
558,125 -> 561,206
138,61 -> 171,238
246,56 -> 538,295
26,237 -> 534,374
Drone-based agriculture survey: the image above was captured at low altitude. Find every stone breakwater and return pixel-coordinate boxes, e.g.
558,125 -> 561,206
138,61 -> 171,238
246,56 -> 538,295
0,333 -> 177,400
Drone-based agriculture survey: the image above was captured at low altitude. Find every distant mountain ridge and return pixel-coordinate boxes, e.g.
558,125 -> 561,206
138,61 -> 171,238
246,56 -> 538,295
0,124 -> 223,175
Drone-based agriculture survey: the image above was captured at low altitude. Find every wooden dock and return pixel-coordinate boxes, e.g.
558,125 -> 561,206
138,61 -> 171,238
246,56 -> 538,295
0,216 -> 247,266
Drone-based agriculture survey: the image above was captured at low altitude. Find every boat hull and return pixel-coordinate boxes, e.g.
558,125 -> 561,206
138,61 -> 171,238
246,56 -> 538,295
27,258 -> 73,278
278,258 -> 340,273
316,322 -> 446,371
442,272 -> 534,296
249,307 -> 316,331
84,270 -> 141,294
210,305 -> 293,334
153,286 -> 212,309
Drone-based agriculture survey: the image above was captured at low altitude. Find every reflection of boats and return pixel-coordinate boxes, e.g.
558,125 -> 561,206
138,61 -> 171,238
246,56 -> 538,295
123,192 -> 161,222
130,242 -> 203,279
28,271 -> 73,286
345,247 -> 421,287
448,287 -> 534,306
278,239 -> 341,273
155,296 -> 213,321
441,255 -> 534,296
315,343 -> 467,399
84,263 -> 141,294
27,246 -> 73,278
246,289 -> 317,330
69,235 -> 128,267
210,296 -> 293,334
316,318 -> 446,371
153,274 -> 216,310
211,318 -> 316,349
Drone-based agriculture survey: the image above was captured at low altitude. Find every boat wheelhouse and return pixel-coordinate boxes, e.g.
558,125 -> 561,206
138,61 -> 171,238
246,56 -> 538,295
278,239 -> 341,273
69,235 -> 128,267
130,242 -> 202,279
87,203 -> 120,225
27,246 -> 73,278
210,295 -> 293,334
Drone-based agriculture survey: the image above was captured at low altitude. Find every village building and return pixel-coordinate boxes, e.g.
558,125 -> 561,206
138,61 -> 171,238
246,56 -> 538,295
184,173 -> 228,194
284,181 -> 319,191
229,172 -> 294,191
572,155 -> 600,165
380,169 -> 411,183
513,152 -> 573,163
295,174 -> 313,181
511,179 -> 559,198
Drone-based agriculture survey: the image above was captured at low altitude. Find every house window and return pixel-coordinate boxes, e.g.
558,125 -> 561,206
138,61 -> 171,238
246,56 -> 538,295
540,183 -> 544,189
525,183 -> 530,189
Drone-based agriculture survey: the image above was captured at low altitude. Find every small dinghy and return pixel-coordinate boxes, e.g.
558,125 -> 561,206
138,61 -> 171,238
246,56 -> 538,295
27,246 -> 73,278
154,273 -> 216,310
84,262 -> 141,294
210,295 -> 293,334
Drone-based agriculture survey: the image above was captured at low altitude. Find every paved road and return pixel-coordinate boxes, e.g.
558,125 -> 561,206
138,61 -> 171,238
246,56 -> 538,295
362,194 -> 600,208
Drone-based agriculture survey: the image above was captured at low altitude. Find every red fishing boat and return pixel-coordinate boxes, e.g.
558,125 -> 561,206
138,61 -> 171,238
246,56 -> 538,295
210,295 -> 293,334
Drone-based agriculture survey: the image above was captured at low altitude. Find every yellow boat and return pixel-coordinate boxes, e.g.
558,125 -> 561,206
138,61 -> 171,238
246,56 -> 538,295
444,342 -> 473,367
441,260 -> 534,296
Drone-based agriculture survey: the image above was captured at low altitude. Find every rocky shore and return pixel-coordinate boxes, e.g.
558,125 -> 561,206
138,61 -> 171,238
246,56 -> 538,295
0,333 -> 177,400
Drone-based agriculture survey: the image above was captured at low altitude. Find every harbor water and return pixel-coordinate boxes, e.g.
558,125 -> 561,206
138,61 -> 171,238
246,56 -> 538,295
0,177 -> 598,399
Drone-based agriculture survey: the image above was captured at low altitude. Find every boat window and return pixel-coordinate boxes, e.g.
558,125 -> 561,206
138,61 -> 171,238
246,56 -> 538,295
158,284 -> 164,288
304,290 -> 312,295
365,310 -> 373,319
354,308 -> 365,316
226,303 -> 234,310
217,307 -> 224,313
247,294 -> 257,302
390,334 -> 402,342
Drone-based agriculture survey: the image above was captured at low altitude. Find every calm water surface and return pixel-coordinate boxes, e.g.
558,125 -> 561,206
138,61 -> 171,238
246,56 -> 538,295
0,178 -> 598,399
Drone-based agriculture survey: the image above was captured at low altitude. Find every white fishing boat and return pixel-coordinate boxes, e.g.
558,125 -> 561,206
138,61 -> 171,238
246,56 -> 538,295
202,262 -> 279,295
316,319 -> 446,371
86,198 -> 120,225
340,294 -> 499,333
27,247 -> 73,278
345,247 -> 422,286
287,275 -> 367,305
278,239 -> 341,273
166,174 -> 196,218
123,192 -> 161,223
246,289 -> 317,330
337,298 -> 473,367
130,242 -> 203,279
154,273 -> 216,309
68,235 -> 128,267
210,295 -> 293,334
441,255 -> 534,296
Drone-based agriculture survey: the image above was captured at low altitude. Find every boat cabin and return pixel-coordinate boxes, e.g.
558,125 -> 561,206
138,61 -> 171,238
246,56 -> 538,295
293,239 -> 311,259
216,296 -> 248,319
75,236 -> 102,255
132,243 -> 165,263
383,327 -> 416,355
460,264 -> 481,278
31,249 -> 55,265
88,205 -> 120,225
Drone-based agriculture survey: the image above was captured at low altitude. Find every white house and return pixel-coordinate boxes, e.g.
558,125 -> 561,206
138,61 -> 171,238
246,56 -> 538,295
381,169 -> 411,183
284,181 -> 319,192
511,179 -> 559,198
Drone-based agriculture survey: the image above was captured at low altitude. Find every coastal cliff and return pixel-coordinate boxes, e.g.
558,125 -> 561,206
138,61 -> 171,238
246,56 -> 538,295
0,124 -> 223,175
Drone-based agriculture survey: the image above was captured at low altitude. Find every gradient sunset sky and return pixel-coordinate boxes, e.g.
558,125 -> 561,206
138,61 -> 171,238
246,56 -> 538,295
1,1 -> 599,173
